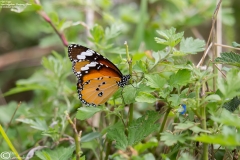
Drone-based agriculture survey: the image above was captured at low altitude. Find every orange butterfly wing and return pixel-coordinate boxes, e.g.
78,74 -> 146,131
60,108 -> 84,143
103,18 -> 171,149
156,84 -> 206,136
68,44 -> 130,106
79,77 -> 121,105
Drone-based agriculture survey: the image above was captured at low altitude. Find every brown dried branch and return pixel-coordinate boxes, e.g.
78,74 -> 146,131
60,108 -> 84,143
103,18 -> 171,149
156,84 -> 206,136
196,0 -> 222,68
0,45 -> 61,70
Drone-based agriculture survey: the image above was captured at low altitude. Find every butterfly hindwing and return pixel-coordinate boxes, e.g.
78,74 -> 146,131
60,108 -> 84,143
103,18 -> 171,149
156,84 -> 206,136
78,77 -> 121,106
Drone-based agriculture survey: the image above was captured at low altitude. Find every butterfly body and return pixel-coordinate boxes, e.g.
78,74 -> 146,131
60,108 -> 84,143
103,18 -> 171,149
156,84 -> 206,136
68,44 -> 130,106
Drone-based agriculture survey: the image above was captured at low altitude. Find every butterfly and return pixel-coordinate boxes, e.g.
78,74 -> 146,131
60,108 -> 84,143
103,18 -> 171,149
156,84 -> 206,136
68,44 -> 131,106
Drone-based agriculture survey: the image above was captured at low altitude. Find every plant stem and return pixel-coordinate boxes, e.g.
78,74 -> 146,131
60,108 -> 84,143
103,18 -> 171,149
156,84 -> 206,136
74,132 -> 81,160
125,41 -> 132,83
105,113 -> 120,159
0,102 -> 21,145
196,82 -> 208,160
65,112 -> 81,160
128,104 -> 134,126
34,0 -> 68,47
124,42 -> 133,126
157,107 -> 171,141
105,140 -> 112,160
201,105 -> 208,160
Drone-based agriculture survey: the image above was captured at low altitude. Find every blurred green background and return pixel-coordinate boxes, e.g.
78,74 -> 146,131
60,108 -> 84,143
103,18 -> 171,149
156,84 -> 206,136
0,0 -> 240,158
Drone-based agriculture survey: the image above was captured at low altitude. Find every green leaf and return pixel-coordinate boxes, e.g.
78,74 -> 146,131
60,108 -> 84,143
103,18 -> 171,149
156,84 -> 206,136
17,118 -> 48,131
143,153 -> 156,160
122,85 -> 137,104
159,87 -> 172,99
169,69 -> 191,87
218,69 -> 240,100
59,21 -> 75,32
190,126 -> 211,134
106,111 -> 160,150
134,138 -> 158,154
81,132 -> 101,143
151,51 -> 160,66
203,94 -> 221,103
192,134 -> 240,146
134,60 -> 148,73
223,96 -> 240,112
42,127 -> 61,141
128,111 -> 160,146
167,94 -> 180,107
105,24 -> 122,41
36,147 -> 75,160
178,153 -> 195,160
179,37 -> 205,54
90,24 -> 104,43
174,121 -> 211,134
81,140 -> 98,150
151,51 -> 169,67
232,41 -> 240,48
106,121 -> 128,150
172,50 -> 187,56
211,109 -> 240,128
155,27 -> 184,47
135,92 -> 157,103
145,74 -> 167,89
160,132 -> 186,146
4,85 -> 48,96
215,52 -> 240,67
76,107 -> 103,120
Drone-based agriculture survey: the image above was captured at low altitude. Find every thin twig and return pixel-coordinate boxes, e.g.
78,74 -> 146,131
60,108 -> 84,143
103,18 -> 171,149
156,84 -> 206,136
214,43 -> 240,52
34,0 -> 68,47
196,0 -> 222,68
216,0 -> 222,79
0,102 -> 21,145
199,1 -> 222,160
210,60 -> 226,78
197,43 -> 213,67
65,112 -> 82,160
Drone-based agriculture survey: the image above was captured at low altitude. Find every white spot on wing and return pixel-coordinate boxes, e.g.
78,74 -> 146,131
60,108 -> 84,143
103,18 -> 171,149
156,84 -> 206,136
77,55 -> 86,59
87,49 -> 95,54
77,49 -> 95,60
81,62 -> 98,71
82,51 -> 93,56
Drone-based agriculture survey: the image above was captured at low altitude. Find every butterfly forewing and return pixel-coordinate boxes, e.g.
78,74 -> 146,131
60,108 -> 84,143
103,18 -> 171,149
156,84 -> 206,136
68,44 -> 123,76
